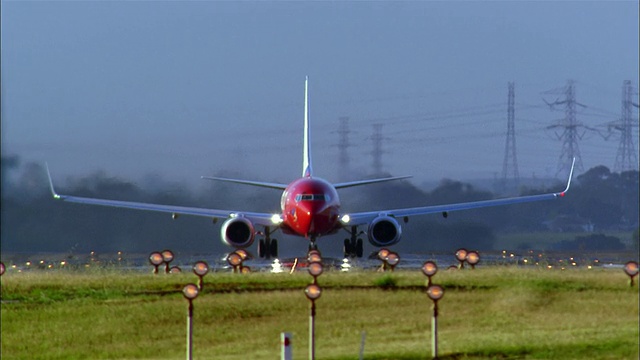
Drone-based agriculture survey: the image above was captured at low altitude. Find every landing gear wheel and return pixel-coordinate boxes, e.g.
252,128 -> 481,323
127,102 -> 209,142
258,239 -> 266,258
356,238 -> 363,258
270,239 -> 278,259
343,239 -> 352,258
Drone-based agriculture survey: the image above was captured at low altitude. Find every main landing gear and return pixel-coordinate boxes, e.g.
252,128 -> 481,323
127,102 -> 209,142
258,227 -> 278,259
343,225 -> 363,258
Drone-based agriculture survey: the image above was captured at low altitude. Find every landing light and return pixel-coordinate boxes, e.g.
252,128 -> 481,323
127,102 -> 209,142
340,214 -> 350,224
271,214 -> 283,224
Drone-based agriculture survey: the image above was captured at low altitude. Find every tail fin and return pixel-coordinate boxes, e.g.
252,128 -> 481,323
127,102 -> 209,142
302,76 -> 312,177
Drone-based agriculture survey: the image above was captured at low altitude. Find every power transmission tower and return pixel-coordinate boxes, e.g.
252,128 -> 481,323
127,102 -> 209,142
612,80 -> 639,172
336,116 -> 352,181
370,123 -> 387,176
543,80 -> 588,176
501,82 -> 519,190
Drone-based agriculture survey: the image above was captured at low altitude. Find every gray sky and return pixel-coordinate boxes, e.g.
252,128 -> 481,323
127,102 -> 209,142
2,1 -> 638,188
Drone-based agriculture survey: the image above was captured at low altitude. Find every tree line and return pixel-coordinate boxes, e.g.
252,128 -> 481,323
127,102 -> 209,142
1,157 -> 638,256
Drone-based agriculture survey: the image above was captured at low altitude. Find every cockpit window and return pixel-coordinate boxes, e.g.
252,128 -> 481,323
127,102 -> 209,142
295,194 -> 330,202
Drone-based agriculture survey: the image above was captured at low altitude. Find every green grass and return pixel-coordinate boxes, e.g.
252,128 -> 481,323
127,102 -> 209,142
1,267 -> 638,359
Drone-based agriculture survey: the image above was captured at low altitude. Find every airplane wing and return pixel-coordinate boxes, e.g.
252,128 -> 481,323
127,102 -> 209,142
345,159 -> 575,225
46,166 -> 276,226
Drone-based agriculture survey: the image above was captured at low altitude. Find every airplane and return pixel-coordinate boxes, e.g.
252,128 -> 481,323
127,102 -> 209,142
47,77 -> 575,259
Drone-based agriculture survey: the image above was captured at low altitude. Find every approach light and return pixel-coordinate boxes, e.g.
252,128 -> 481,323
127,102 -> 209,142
307,249 -> 322,263
455,248 -> 467,269
422,260 -> 438,286
161,249 -> 175,273
341,258 -> 352,272
305,284 -> 322,301
193,263 -> 207,278
149,252 -> 164,266
0,262 -> 5,276
308,262 -> 324,278
340,214 -> 351,224
170,266 -> 182,273
183,283 -> 200,301
377,248 -> 390,261
466,251 -> 480,268
193,261 -> 209,290
422,261 -> 438,277
193,261 -> 209,277
386,252 -> 400,267
161,249 -> 175,263
149,251 -> 164,274
623,261 -> 639,286
227,252 -> 243,267
235,249 -> 249,260
271,259 -> 284,273
455,248 -> 468,262
427,284 -> 445,302
624,261 -> 639,277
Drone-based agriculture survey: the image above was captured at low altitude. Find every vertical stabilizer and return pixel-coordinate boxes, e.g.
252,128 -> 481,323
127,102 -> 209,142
302,76 -> 313,177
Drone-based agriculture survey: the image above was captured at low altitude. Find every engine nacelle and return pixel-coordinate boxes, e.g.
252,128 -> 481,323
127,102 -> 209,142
221,217 -> 255,248
367,215 -> 402,247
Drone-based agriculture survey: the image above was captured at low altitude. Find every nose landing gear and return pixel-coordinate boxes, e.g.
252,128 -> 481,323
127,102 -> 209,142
258,227 -> 278,259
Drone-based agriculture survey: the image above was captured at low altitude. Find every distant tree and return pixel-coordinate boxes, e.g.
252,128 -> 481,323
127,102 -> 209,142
553,233 -> 625,251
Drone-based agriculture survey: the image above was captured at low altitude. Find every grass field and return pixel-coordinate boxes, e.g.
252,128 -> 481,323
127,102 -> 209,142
1,266 -> 638,360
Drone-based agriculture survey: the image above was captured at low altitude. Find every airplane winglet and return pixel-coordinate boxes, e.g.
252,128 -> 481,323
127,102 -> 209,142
45,163 -> 62,199
558,157 -> 576,196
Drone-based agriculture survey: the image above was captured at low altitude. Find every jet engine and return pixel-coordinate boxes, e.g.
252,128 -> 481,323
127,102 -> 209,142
367,215 -> 402,247
221,217 -> 255,248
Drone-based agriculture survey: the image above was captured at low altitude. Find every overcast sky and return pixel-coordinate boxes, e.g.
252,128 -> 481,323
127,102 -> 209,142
2,1 -> 638,189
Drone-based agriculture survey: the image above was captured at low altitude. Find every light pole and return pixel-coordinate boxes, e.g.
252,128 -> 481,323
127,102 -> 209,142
149,252 -> 164,274
227,251 -> 243,273
377,248 -> 390,271
455,248 -> 467,269
386,252 -> 400,271
193,261 -> 209,290
305,283 -> 322,360
466,251 -> 480,269
306,250 -> 323,360
623,261 -> 639,286
426,284 -> 445,360
182,283 -> 200,360
422,261 -> 438,286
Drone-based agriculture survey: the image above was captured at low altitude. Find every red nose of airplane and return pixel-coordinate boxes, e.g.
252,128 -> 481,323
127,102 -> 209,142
296,201 -> 336,236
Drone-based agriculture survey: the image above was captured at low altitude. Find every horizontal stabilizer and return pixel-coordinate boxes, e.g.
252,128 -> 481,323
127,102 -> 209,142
333,175 -> 412,189
201,176 -> 289,190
